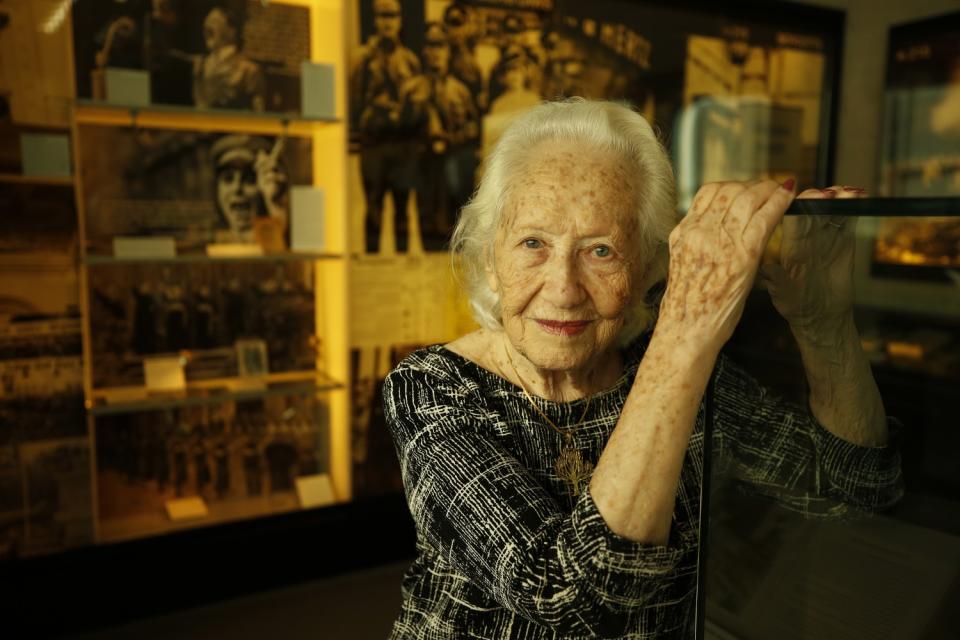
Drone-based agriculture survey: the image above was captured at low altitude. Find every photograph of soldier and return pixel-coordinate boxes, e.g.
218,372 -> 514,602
350,0 -> 423,253
348,2 -> 837,256
72,0 -> 309,114
77,124 -> 311,256
401,22 -> 480,251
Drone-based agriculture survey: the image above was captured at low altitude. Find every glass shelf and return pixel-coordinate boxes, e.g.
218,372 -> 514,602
74,99 -> 340,125
88,370 -> 343,416
0,173 -> 74,187
786,196 -> 960,217
83,252 -> 343,265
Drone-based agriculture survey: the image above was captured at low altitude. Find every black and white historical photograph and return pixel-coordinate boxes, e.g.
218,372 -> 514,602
71,0 -> 311,113
78,123 -> 313,255
87,261 -> 317,388
348,0 -> 838,254
94,395 -> 328,540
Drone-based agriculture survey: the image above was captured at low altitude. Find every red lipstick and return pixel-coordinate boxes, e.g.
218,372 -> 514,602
535,320 -> 590,336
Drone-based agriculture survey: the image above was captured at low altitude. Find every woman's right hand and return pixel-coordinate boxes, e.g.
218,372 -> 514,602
656,180 -> 795,354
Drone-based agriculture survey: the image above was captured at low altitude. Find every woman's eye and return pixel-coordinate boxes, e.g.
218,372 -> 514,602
593,245 -> 612,258
522,238 -> 542,249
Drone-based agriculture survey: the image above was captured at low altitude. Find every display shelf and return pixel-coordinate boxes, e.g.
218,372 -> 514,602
0,173 -> 74,187
75,99 -> 340,123
88,370 -> 343,416
786,196 -> 960,217
83,252 -> 343,265
74,100 -> 339,134
95,488 -> 318,544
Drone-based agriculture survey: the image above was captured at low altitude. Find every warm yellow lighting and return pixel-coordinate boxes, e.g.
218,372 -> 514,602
41,0 -> 73,34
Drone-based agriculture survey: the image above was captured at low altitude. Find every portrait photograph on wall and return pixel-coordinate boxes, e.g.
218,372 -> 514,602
71,0 -> 311,114
876,11 -> 960,277
347,0 -> 842,255
77,123 -> 313,256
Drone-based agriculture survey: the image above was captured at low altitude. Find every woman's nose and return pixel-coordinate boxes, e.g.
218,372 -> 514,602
542,253 -> 586,308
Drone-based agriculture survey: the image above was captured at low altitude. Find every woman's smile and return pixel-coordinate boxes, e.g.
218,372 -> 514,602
533,319 -> 592,336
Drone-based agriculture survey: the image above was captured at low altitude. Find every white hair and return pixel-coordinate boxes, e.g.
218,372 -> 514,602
451,98 -> 678,344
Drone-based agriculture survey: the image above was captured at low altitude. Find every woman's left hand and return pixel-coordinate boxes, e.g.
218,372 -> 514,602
760,185 -> 864,335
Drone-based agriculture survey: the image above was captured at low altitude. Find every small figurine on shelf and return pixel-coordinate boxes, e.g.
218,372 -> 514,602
171,436 -> 189,498
192,284 -> 217,349
131,281 -> 159,355
213,438 -> 231,499
192,437 -> 211,496
221,277 -> 247,343
242,437 -> 262,496
161,282 -> 189,353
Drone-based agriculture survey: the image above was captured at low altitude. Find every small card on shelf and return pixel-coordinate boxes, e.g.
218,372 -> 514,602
301,62 -> 335,119
105,68 -> 151,106
291,186 -> 325,251
165,496 -> 209,522
296,474 -> 336,509
21,133 -> 72,177
113,236 -> 177,258
143,356 -> 186,392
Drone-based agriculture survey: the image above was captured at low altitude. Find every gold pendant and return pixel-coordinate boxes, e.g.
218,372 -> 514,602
554,445 -> 594,497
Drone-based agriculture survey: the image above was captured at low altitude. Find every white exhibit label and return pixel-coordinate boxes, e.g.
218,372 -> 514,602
165,496 -> 209,522
21,133 -> 72,177
290,186 -> 326,251
105,67 -> 151,106
143,356 -> 186,392
296,474 -> 336,509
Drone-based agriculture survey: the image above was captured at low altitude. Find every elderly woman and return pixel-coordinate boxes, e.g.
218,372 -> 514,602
384,99 -> 901,639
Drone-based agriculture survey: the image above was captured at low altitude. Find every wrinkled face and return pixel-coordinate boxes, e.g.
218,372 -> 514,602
216,164 -> 259,232
487,143 -> 642,372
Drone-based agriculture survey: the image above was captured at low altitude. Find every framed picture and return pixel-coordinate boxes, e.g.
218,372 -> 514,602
875,11 -> 960,278
70,0 -> 311,115
347,0 -> 844,254
236,338 -> 268,378
76,123 -> 313,256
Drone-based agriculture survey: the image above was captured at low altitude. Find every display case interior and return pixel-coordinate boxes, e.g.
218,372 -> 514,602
93,388 -> 332,543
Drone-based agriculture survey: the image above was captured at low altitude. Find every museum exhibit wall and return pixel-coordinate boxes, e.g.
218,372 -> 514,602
0,0 -> 958,637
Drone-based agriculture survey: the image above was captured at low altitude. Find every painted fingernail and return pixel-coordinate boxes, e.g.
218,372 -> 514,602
822,188 -> 837,197
843,186 -> 865,192
782,178 -> 795,192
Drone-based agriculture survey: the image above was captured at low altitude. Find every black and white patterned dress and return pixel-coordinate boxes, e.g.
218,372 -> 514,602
383,336 -> 902,639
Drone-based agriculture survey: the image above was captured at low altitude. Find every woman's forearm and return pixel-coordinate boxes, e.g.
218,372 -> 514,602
792,316 -> 888,447
589,327 -> 718,545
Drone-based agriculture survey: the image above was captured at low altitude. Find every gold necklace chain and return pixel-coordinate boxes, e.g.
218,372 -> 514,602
503,344 -> 595,497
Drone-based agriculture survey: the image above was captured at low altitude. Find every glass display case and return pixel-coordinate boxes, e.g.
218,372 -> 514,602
699,11 -> 960,636
0,0 -> 351,560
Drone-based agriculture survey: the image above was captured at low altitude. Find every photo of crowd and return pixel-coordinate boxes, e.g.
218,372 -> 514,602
349,0 -> 837,254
